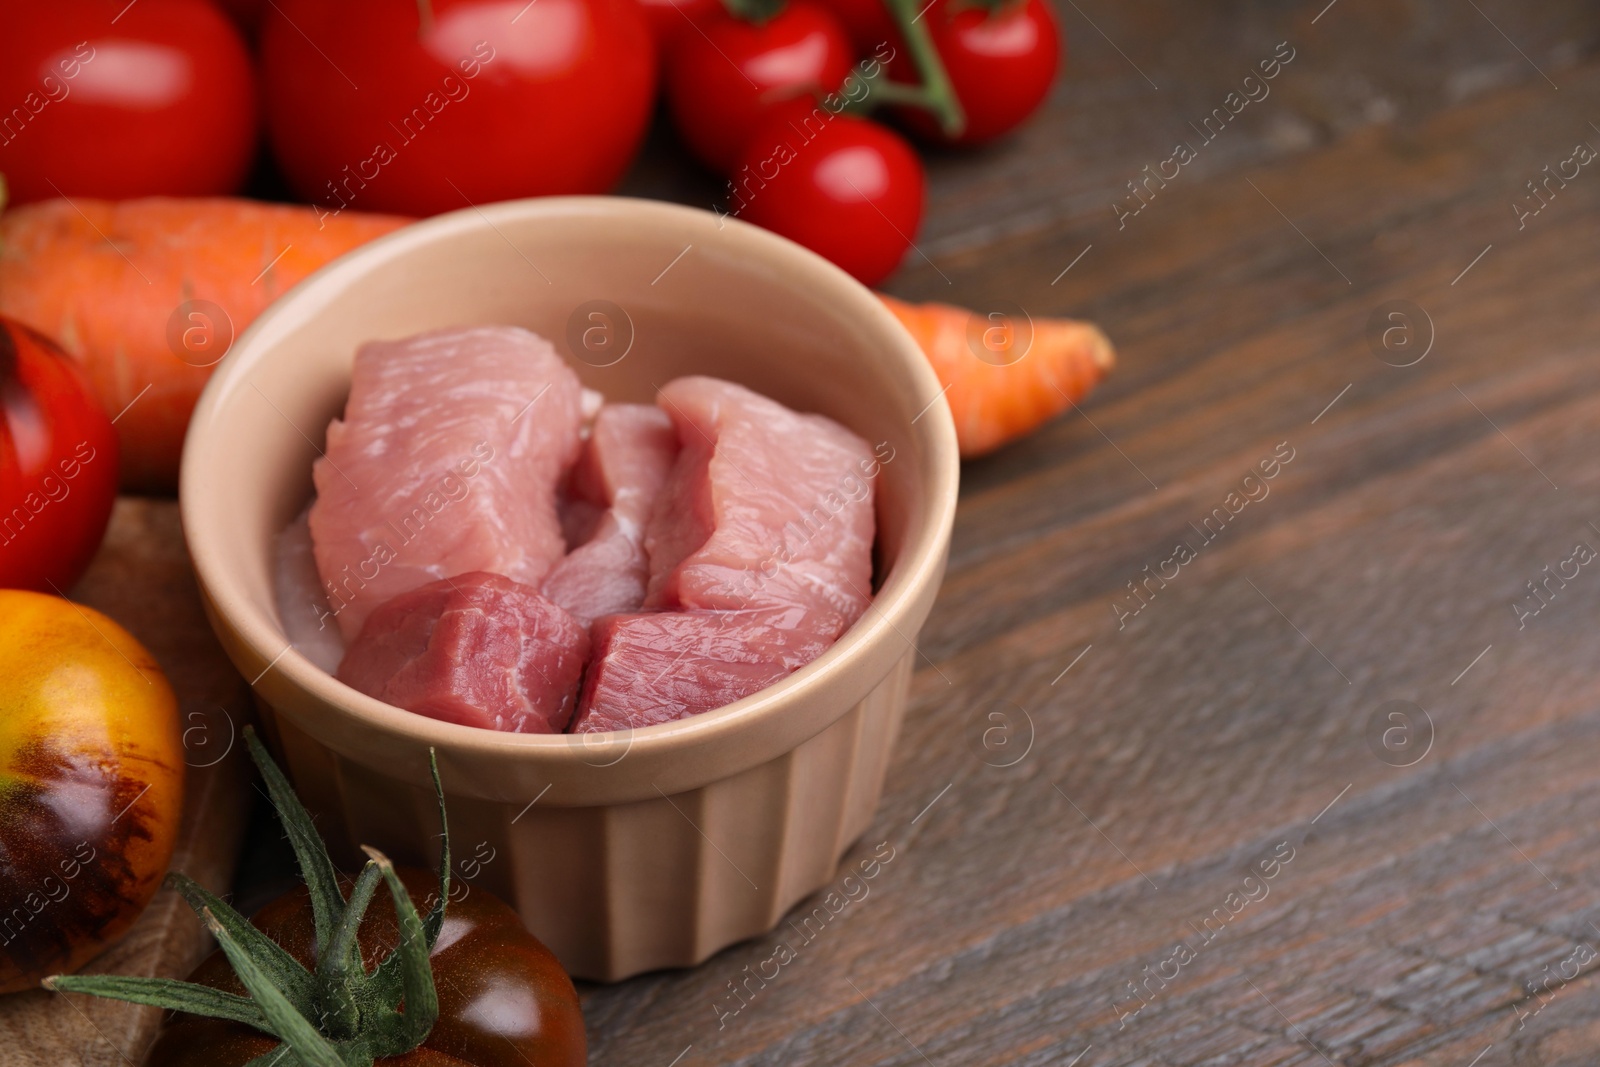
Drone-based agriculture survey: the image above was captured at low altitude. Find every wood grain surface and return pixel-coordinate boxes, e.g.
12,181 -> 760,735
575,2 -> 1600,1065
0,501 -> 253,1067
10,3 -> 1597,1065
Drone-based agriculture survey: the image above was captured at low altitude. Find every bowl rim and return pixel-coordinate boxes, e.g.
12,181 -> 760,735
180,195 -> 958,775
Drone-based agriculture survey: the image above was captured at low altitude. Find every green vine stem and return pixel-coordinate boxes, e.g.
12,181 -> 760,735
714,0 -> 966,136
722,0 -> 787,25
878,0 -> 967,136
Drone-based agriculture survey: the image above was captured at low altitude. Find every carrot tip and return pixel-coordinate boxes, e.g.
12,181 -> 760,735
1091,330 -> 1116,373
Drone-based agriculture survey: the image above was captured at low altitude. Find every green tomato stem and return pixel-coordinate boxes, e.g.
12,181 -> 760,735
421,749 -> 450,949
721,0 -> 786,25
322,862 -> 383,982
846,70 -> 935,110
202,908 -> 350,1067
245,728 -> 347,963
362,849 -> 440,1053
166,871 -> 317,1014
318,860 -> 385,1040
43,974 -> 269,1031
882,0 -> 966,136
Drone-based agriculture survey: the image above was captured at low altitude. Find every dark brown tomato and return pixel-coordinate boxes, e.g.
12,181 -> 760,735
147,867 -> 587,1067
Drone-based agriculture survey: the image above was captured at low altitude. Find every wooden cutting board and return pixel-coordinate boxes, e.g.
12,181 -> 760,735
0,498 -> 254,1067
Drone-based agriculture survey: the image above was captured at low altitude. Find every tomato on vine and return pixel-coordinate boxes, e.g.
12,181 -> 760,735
890,0 -> 1061,145
665,0 -> 856,173
812,0 -> 900,53
733,101 -> 925,286
634,0 -> 724,47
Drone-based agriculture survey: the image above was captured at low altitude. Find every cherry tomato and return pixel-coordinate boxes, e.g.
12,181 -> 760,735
211,0 -> 266,36
733,103 -> 924,285
146,866 -> 585,1067
0,589 -> 183,994
0,0 -> 258,204
0,317 -> 118,593
634,0 -> 723,48
892,0 -> 1060,145
261,0 -> 656,217
665,2 -> 856,173
813,0 -> 899,53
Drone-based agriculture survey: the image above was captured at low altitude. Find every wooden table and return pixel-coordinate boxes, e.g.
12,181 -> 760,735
563,2 -> 1600,1064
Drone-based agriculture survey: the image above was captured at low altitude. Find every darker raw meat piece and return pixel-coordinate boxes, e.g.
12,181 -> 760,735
338,571 -> 589,734
570,605 -> 847,733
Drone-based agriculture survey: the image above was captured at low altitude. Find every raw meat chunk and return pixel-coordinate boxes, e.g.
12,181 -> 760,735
337,572 -> 588,734
570,605 -> 846,733
573,405 -> 678,525
310,326 -> 582,641
644,377 -> 877,621
541,404 -> 678,625
577,379 -> 880,730
273,504 -> 345,674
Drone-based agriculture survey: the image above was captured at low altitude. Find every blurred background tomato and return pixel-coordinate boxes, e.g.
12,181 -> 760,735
260,0 -> 657,216
0,0 -> 258,203
0,317 -> 118,591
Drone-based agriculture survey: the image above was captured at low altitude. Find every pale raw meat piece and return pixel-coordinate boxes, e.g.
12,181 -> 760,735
577,378 -> 879,731
571,605 -> 846,733
337,572 -> 589,734
645,376 -> 877,621
541,405 -> 679,625
310,326 -> 582,641
273,504 -> 345,674
573,405 -> 678,524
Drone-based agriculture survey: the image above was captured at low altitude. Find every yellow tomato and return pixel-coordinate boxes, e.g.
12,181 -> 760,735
0,589 -> 184,992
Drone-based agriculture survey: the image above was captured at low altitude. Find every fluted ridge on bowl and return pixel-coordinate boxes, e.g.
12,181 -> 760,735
258,653 -> 913,980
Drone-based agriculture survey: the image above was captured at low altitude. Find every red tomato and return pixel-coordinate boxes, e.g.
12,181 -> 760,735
634,0 -> 723,47
0,0 -> 259,204
893,0 -> 1060,145
732,103 -> 924,286
813,0 -> 899,53
212,0 -> 266,36
260,0 -> 656,217
665,2 -> 856,174
0,318 -> 118,593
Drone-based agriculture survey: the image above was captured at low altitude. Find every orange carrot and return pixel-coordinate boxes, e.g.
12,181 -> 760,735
0,197 -> 411,493
878,293 -> 1116,458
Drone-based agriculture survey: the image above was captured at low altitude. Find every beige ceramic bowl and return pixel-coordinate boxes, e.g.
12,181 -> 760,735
180,197 -> 958,981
